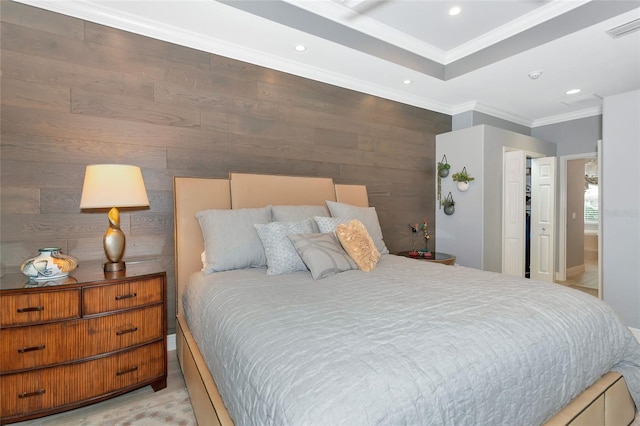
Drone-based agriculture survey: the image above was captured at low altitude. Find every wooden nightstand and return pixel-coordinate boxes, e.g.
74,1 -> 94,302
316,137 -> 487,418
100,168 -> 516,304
396,251 -> 456,265
0,262 -> 167,425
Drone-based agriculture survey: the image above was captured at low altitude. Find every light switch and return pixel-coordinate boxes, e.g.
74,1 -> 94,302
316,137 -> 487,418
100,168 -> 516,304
572,212 -> 576,219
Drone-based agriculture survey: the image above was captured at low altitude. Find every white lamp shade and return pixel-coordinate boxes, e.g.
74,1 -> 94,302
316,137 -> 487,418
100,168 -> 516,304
80,164 -> 149,209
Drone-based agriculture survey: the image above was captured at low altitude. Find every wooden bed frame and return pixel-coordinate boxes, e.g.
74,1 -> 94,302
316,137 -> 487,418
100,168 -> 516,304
173,173 -> 636,426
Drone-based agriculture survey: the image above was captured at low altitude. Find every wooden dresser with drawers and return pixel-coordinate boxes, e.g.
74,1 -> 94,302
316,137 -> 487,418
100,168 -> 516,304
0,262 -> 167,424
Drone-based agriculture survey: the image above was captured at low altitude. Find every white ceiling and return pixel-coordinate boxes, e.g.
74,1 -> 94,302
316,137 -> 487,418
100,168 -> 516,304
17,0 -> 640,127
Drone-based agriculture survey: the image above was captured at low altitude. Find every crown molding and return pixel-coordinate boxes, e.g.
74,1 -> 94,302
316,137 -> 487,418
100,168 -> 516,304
284,0 -> 448,63
531,106 -> 602,128
444,0 -> 590,63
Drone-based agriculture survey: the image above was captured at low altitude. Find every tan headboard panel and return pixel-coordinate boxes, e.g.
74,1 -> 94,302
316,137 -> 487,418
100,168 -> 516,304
174,177 -> 230,317
174,173 -> 368,318
230,172 -> 336,208
335,184 -> 368,207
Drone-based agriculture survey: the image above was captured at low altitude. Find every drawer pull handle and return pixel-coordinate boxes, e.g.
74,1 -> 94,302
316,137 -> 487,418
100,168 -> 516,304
116,366 -> 138,376
116,327 -> 138,336
115,293 -> 137,301
18,389 -> 46,398
18,345 -> 45,353
17,306 -> 44,313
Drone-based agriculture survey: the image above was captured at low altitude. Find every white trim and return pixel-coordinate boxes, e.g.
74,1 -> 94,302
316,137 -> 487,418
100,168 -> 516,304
444,0 -> 589,63
531,107 -> 602,128
473,103 -> 532,128
629,327 -> 640,344
596,140 -> 603,300
557,152 -> 597,283
167,333 -> 176,352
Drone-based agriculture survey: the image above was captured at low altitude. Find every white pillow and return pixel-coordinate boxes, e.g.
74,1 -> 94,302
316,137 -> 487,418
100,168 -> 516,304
272,205 -> 329,224
196,206 -> 272,274
314,216 -> 350,233
325,200 -> 389,254
254,219 -> 316,275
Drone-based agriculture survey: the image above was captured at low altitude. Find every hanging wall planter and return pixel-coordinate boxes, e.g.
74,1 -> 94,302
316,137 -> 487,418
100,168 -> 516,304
452,166 -> 474,192
457,181 -> 470,192
438,155 -> 450,178
442,192 -> 455,215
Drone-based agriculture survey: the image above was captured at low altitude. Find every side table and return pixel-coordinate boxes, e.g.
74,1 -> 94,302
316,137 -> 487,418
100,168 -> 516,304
396,251 -> 456,265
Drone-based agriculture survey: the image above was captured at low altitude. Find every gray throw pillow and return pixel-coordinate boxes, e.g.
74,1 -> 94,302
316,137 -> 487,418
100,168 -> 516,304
254,219 -> 316,275
196,206 -> 272,274
272,205 -> 329,224
288,232 -> 358,280
325,200 -> 389,254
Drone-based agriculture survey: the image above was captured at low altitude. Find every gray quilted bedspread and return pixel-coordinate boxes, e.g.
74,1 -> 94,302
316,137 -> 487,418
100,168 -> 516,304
183,255 -> 640,426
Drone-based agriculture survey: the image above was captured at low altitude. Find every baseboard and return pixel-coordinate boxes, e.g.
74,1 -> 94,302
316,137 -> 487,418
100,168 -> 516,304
566,264 -> 585,276
629,327 -> 640,344
168,333 -> 176,351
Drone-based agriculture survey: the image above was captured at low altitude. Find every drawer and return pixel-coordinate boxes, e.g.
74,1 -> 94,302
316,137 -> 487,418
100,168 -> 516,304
0,290 -> 80,327
83,277 -> 163,315
1,305 -> 164,373
0,341 -> 165,419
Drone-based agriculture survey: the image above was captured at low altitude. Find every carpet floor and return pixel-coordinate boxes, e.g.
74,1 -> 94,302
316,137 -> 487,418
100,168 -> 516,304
78,387 -> 195,426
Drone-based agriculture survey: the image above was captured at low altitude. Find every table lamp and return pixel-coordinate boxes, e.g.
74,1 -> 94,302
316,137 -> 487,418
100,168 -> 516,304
80,164 -> 149,272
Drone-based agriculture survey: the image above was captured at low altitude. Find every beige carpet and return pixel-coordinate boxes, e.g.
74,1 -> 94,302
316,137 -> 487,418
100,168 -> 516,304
78,388 -> 196,426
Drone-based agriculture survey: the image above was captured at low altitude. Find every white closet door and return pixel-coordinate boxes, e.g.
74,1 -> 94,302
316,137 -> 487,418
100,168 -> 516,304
531,157 -> 557,282
502,150 -> 526,277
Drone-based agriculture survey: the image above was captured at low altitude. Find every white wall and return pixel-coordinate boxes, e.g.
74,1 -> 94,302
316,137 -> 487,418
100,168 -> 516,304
435,126 -> 484,269
602,90 -> 640,328
435,125 -> 556,272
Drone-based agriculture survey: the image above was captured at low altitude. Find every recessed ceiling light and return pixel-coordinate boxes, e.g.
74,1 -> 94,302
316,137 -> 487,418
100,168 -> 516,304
449,6 -> 461,16
403,79 -> 412,85
566,89 -> 582,95
294,44 -> 306,52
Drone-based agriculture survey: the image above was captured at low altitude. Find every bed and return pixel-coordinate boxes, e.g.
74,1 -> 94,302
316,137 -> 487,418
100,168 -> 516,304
173,173 -> 639,426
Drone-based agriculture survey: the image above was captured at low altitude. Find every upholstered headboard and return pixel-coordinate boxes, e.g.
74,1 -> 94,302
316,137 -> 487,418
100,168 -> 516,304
173,173 -> 368,317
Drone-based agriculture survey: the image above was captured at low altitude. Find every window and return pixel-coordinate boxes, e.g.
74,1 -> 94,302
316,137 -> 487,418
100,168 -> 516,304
584,183 -> 598,223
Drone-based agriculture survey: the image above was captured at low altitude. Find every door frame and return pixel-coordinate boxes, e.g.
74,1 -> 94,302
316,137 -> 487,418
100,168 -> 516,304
557,146 -> 601,297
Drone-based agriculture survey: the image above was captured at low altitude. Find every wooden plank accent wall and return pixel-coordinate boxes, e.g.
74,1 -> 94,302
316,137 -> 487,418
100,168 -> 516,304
0,1 -> 451,334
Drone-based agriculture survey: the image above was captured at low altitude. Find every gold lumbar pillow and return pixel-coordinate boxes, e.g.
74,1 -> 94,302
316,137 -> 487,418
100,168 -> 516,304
335,219 -> 381,272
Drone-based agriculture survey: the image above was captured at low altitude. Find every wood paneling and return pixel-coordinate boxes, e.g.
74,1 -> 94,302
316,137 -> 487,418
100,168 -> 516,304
0,1 -> 451,335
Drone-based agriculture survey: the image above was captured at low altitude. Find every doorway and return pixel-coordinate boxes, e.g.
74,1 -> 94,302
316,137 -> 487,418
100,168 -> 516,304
502,149 -> 556,282
557,149 -> 601,298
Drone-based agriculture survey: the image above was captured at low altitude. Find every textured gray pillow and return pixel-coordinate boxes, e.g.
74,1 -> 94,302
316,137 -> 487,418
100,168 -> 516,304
325,200 -> 389,254
272,205 -> 329,224
313,216 -> 350,234
254,219 -> 316,275
196,206 -> 272,274
288,232 -> 358,280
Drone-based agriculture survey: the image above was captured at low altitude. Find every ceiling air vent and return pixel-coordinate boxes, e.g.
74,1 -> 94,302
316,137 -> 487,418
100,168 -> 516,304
606,18 -> 640,39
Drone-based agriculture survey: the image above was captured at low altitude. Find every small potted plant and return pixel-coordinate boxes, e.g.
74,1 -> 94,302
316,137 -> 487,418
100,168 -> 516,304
408,223 -> 420,257
409,221 -> 430,257
451,167 -> 474,192
437,155 -> 450,178
442,192 -> 455,215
